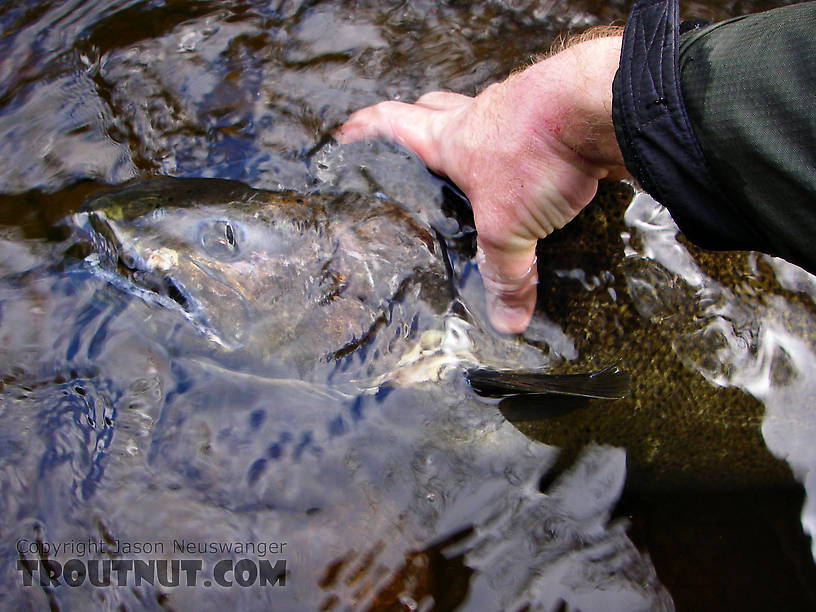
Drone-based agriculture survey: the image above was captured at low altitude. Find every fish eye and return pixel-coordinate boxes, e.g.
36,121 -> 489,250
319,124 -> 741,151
199,219 -> 243,260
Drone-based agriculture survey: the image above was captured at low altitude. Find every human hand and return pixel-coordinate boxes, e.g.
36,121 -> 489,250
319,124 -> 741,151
337,34 -> 628,333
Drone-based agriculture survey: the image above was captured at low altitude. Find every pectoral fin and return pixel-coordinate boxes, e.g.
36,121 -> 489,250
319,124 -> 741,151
465,363 -> 631,400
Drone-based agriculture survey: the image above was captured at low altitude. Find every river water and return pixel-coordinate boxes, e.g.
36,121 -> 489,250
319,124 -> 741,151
1,1 -> 815,610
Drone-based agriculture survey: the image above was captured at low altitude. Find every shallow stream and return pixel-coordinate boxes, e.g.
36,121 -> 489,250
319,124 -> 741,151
1,1 -> 815,610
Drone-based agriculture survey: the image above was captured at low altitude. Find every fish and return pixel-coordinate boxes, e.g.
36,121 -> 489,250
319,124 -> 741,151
72,176 -> 445,359
69,175 -> 630,399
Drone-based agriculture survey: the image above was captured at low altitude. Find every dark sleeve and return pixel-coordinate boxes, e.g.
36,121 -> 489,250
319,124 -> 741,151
611,0 -> 816,274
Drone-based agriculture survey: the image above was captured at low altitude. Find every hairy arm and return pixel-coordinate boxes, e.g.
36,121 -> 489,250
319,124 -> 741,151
338,33 -> 627,333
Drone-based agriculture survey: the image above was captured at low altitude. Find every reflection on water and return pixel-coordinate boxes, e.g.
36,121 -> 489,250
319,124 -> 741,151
625,192 -> 816,561
1,0 -> 815,610
0,172 -> 671,611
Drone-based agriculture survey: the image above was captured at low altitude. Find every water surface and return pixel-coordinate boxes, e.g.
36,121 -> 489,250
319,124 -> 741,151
1,1 -> 814,610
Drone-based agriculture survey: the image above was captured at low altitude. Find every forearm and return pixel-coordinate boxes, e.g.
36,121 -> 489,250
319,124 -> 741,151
613,0 -> 816,274
678,3 -> 816,272
507,34 -> 626,174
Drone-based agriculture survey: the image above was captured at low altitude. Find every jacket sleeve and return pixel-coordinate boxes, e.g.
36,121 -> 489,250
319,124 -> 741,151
612,0 -> 816,274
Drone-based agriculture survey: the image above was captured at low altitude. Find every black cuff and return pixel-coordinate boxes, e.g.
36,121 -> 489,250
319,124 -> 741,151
611,0 -> 764,252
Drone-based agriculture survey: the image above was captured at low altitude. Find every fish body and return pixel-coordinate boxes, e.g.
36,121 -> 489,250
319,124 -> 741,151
70,176 -> 628,398
72,177 -> 446,366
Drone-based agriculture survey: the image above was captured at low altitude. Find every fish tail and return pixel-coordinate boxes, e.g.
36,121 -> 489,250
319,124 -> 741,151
465,363 -> 631,400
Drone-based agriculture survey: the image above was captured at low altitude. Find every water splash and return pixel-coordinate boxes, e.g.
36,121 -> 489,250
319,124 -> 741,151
624,191 -> 816,559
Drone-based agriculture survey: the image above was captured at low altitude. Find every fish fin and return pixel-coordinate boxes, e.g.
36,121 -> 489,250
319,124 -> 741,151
465,363 -> 631,400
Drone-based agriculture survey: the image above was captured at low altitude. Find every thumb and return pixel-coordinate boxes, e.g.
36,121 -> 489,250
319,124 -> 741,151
475,239 -> 538,334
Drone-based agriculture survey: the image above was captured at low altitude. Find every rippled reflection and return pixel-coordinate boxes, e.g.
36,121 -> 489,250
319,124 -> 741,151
1,0 -> 815,610
624,192 -> 816,560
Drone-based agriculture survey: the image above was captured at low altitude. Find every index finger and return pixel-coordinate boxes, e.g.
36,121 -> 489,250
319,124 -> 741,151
335,101 -> 445,173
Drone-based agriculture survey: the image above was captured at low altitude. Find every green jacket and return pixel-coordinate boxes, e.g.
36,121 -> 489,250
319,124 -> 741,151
613,0 -> 816,273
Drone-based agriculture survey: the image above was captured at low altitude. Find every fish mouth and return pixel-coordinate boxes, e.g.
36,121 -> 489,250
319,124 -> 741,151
78,210 -> 251,349
124,249 -> 251,350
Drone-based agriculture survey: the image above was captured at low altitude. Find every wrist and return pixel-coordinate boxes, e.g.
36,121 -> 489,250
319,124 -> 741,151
512,34 -> 625,172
